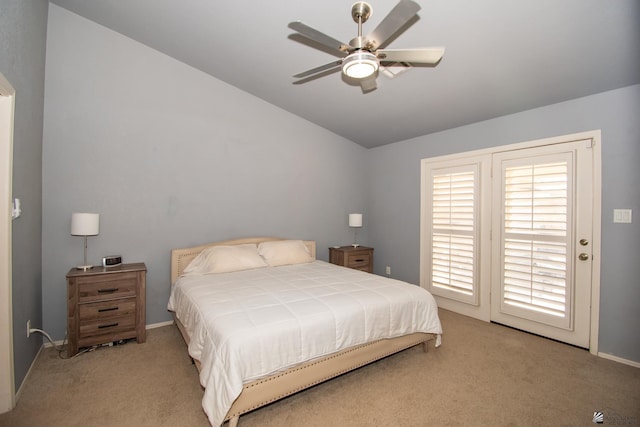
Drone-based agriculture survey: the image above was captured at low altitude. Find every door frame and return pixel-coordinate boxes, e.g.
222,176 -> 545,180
0,72 -> 16,413
421,130 -> 601,355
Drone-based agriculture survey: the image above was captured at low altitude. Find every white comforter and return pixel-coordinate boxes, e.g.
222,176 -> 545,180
167,260 -> 442,426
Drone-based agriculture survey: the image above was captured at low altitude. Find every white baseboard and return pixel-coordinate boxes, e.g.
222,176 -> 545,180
146,320 -> 174,329
43,339 -> 64,348
42,321 -> 176,349
598,352 -> 640,368
15,344 -> 44,401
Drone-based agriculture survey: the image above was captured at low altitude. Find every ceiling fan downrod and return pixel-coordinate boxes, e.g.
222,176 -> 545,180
349,2 -> 372,50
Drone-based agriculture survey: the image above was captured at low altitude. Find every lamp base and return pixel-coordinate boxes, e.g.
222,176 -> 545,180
351,244 -> 360,248
75,265 -> 94,271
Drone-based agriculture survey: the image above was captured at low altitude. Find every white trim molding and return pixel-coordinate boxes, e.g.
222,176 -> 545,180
597,352 -> 640,369
0,72 -> 16,414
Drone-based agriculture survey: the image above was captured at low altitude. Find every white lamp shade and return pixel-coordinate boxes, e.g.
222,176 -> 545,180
348,213 -> 363,228
71,213 -> 100,236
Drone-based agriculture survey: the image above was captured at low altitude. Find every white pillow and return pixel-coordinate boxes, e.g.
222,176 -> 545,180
258,240 -> 314,267
183,244 -> 267,275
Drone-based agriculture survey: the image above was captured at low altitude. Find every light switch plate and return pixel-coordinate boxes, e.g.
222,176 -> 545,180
613,209 -> 632,223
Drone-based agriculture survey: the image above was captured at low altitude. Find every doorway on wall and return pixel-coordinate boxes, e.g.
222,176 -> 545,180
0,72 -> 16,413
421,131 -> 601,352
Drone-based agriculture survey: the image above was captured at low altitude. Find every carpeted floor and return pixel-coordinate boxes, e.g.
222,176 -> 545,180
1,309 -> 638,426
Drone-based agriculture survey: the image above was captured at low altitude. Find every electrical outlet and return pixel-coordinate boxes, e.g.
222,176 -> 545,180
385,266 -> 391,275
27,320 -> 31,338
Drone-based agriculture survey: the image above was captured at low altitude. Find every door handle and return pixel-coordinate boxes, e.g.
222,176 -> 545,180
579,239 -> 589,246
578,253 -> 589,261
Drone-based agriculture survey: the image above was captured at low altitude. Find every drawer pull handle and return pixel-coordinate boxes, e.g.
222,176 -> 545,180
354,259 -> 364,262
98,322 -> 119,329
98,307 -> 119,313
97,288 -> 119,293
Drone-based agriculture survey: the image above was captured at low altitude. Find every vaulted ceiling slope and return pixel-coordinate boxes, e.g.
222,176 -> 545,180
49,0 -> 640,148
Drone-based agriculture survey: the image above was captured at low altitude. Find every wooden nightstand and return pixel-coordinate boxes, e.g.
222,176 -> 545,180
328,246 -> 374,273
66,263 -> 146,357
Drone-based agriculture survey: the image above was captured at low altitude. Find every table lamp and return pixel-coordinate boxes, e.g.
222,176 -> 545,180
349,213 -> 362,247
71,212 -> 99,270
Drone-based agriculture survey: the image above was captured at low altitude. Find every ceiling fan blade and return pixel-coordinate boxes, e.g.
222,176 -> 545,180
365,0 -> 421,50
360,77 -> 377,93
289,21 -> 351,55
376,48 -> 445,65
293,59 -> 343,79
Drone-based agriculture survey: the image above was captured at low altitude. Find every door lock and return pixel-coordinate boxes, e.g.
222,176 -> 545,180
579,239 -> 589,246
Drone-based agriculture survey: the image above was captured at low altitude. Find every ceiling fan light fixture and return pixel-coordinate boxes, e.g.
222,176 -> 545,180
342,51 -> 379,79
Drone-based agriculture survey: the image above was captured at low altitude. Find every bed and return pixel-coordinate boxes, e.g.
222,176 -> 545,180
168,237 -> 442,427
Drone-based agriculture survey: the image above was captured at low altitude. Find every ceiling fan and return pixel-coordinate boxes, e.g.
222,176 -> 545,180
289,0 -> 445,92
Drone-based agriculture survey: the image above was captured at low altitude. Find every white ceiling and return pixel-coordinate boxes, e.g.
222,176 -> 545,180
49,0 -> 640,148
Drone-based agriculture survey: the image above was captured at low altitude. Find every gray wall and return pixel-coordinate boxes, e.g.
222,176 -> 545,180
367,84 -> 640,363
0,0 -> 48,390
41,5 -> 368,340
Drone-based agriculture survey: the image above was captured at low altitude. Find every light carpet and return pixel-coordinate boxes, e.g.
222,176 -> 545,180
1,309 -> 638,426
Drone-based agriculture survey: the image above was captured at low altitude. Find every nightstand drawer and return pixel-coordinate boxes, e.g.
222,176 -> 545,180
347,253 -> 371,269
79,299 -> 136,321
78,313 -> 136,339
77,272 -> 138,302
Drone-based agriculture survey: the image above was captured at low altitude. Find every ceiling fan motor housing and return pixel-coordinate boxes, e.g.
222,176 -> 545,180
349,36 -> 367,50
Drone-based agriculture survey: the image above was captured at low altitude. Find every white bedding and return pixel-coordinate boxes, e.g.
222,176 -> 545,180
167,260 -> 442,426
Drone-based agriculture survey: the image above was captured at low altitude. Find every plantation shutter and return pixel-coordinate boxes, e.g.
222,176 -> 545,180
427,164 -> 479,305
496,153 -> 574,329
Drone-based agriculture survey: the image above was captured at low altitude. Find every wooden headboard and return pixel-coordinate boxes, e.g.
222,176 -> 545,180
170,237 -> 316,285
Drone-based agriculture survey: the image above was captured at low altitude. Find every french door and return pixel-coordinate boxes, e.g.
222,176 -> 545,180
491,140 -> 593,348
421,133 -> 599,349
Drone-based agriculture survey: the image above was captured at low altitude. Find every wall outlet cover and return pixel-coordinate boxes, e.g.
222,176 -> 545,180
613,209 -> 632,223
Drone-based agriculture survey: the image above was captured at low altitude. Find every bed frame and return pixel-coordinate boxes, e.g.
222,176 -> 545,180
170,237 -> 436,427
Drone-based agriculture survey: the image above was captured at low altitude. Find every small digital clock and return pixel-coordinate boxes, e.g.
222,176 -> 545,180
102,255 -> 122,267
